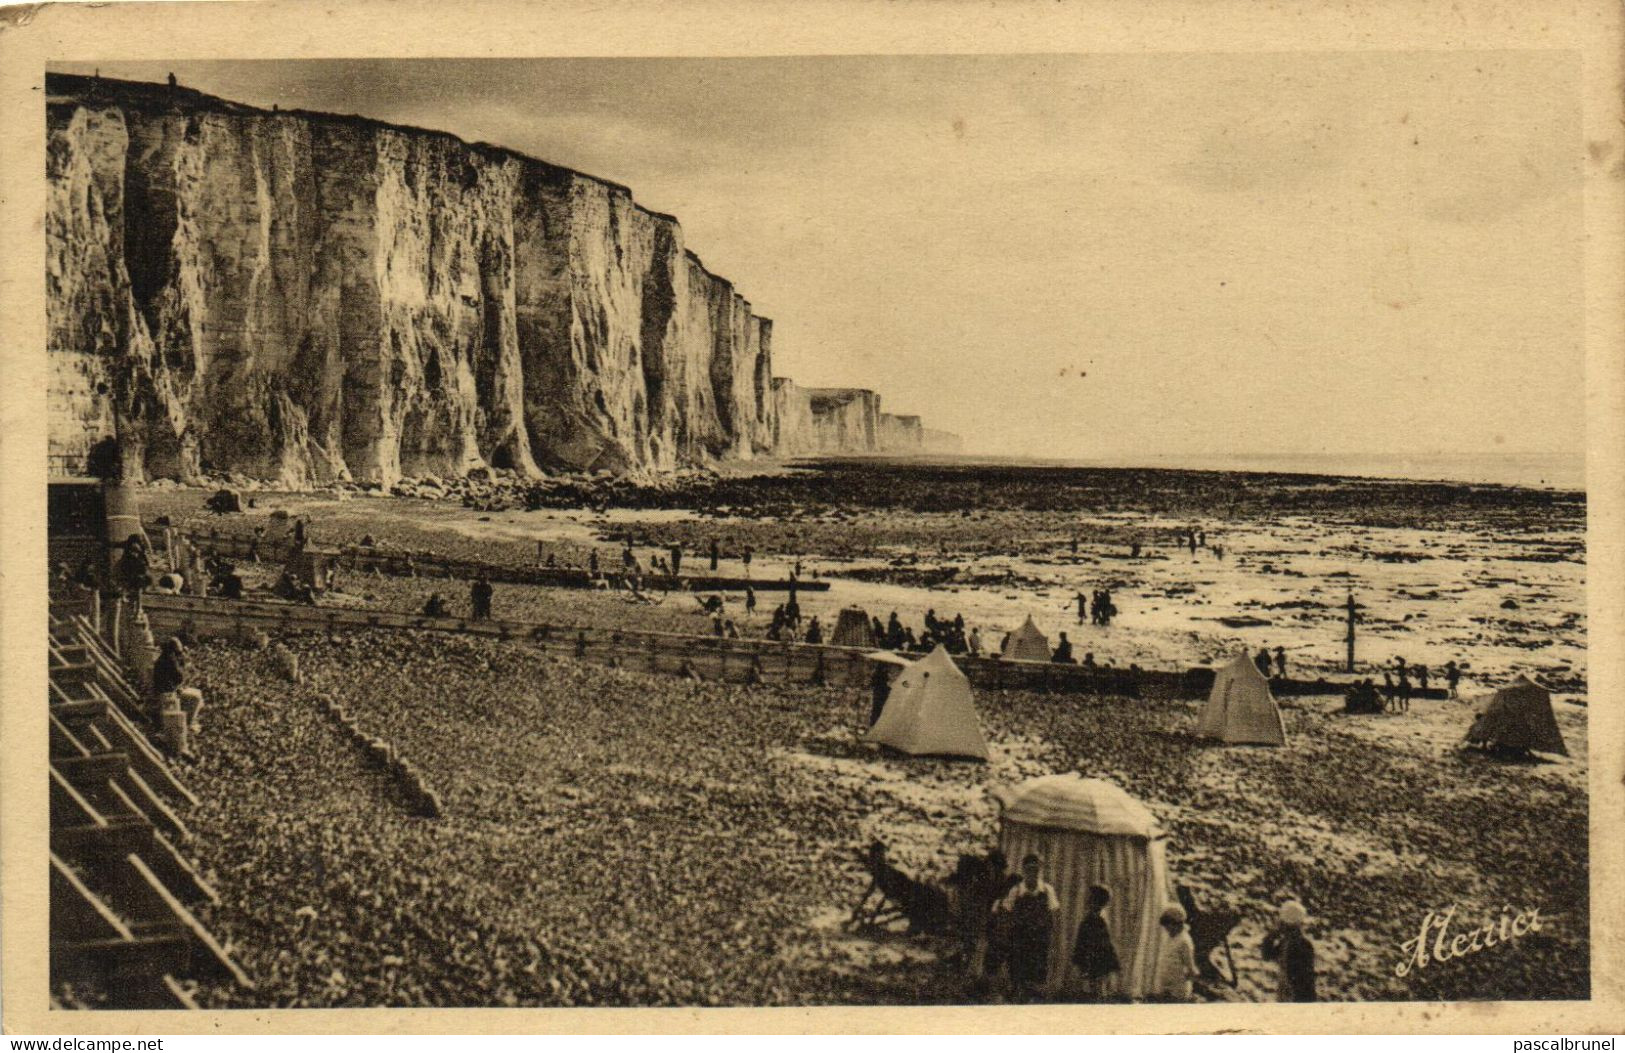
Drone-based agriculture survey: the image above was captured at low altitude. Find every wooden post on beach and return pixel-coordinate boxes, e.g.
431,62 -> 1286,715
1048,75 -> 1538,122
1345,591 -> 1357,673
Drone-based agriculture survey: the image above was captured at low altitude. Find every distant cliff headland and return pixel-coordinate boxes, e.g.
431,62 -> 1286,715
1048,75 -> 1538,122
45,73 -> 959,487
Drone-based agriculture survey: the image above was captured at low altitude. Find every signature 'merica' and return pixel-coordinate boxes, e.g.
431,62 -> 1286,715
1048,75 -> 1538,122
1395,904 -> 1545,977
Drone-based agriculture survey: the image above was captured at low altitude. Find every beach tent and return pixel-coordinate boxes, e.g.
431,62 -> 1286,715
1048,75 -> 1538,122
1197,652 -> 1287,746
830,606 -> 878,648
994,773 -> 1171,998
1464,675 -> 1568,756
866,645 -> 989,760
1002,615 -> 1051,662
283,546 -> 338,593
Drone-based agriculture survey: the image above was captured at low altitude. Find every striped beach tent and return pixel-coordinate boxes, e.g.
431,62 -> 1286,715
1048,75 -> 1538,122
994,773 -> 1171,998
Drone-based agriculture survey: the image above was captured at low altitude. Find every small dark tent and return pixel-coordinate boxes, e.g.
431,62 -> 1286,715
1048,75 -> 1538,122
1464,675 -> 1568,757
830,606 -> 878,648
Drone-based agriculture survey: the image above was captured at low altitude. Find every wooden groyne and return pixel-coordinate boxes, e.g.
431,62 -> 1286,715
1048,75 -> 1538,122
162,527 -> 827,594
139,593 -> 1409,701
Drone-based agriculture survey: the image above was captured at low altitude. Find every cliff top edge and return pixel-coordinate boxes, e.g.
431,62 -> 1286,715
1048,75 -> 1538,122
44,71 -> 741,283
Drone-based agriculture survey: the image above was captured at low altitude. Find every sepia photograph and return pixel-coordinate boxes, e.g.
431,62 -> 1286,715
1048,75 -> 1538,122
6,0 -> 1624,1036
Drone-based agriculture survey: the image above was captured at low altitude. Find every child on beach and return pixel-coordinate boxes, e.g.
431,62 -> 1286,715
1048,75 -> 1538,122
1153,904 -> 1200,1001
1261,900 -> 1317,1002
1071,885 -> 1121,1000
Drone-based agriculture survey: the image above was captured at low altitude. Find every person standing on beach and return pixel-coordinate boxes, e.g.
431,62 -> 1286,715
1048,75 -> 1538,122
1077,592 -> 1088,624
1153,905 -> 1200,1002
1071,885 -> 1121,1000
869,662 -> 894,727
709,538 -> 720,572
589,548 -> 599,576
1415,664 -> 1429,694
1256,647 -> 1273,676
745,586 -> 757,620
969,627 -> 983,655
1261,900 -> 1317,1002
742,545 -> 754,577
1444,660 -> 1462,698
1396,668 -> 1412,713
669,543 -> 682,577
999,854 -> 1058,1001
117,534 -> 152,603
955,849 -> 1018,978
1273,646 -> 1288,679
470,576 -> 493,621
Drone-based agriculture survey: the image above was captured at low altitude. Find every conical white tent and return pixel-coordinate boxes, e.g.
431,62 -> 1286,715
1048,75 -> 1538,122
866,645 -> 989,760
994,773 -> 1171,998
1002,615 -> 1051,662
1197,652 -> 1287,745
1464,674 -> 1568,756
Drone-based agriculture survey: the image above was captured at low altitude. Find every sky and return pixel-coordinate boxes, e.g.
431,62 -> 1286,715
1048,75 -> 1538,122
53,55 -> 1585,461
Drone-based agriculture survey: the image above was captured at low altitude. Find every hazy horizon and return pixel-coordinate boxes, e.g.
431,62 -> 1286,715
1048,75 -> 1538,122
52,55 -> 1585,462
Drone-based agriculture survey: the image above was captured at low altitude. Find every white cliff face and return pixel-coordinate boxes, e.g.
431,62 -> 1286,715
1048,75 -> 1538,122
879,413 -> 925,453
771,381 -> 956,456
46,74 -> 955,484
45,75 -> 781,486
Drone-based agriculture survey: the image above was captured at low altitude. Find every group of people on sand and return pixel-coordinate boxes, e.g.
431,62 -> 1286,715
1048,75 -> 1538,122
1344,656 -> 1462,714
947,849 -> 1316,1004
1253,645 -> 1290,679
871,609 -> 974,654
698,588 -> 825,648
580,536 -> 804,582
764,594 -> 805,642
1077,589 -> 1119,626
418,574 -> 495,621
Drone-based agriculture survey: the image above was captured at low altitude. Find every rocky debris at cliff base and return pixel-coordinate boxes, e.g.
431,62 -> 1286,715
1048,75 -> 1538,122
377,467 -> 732,512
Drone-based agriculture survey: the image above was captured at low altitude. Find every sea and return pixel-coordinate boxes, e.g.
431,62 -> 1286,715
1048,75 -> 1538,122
939,451 -> 1586,492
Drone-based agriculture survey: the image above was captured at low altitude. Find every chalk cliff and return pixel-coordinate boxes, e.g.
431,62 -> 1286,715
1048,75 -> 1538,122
46,74 -> 953,484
